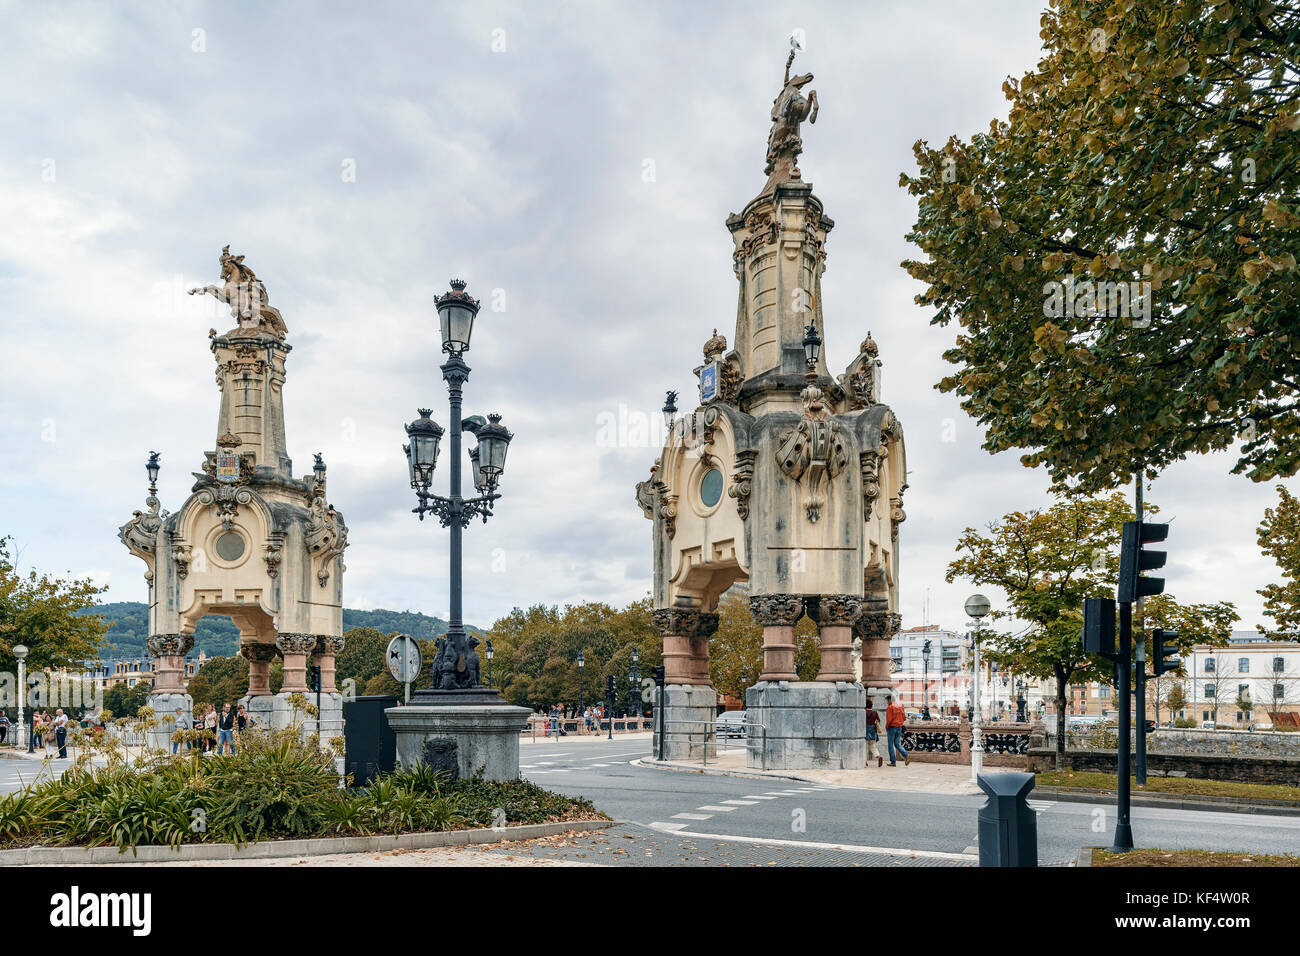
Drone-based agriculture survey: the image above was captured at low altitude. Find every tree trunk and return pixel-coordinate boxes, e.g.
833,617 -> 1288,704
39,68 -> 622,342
1054,673 -> 1068,771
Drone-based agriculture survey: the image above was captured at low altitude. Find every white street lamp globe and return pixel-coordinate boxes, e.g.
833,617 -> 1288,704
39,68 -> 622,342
12,644 -> 27,662
964,594 -> 991,620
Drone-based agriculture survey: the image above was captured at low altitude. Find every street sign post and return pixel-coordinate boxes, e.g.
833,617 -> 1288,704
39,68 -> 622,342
385,634 -> 422,704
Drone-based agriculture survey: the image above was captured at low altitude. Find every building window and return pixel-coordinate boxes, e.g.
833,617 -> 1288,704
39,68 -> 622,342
1205,657 -> 1216,673
1205,683 -> 1216,699
1203,711 -> 1210,721
1276,684 -> 1285,700
1238,658 -> 1249,673
1099,686 -> 1111,698
1275,657 -> 1286,674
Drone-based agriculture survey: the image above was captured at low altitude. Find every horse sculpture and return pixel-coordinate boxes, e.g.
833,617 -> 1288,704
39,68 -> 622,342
188,245 -> 288,340
764,44 -> 820,191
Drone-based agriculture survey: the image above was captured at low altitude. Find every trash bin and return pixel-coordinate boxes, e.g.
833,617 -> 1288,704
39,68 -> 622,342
976,771 -> 1037,867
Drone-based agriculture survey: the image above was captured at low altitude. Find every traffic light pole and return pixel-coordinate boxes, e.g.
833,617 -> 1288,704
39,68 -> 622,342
1113,601 -> 1135,852
1134,476 -> 1148,785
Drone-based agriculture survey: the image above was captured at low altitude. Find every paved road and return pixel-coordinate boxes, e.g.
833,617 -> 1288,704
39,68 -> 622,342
6,740 -> 1297,865
519,737 -> 1300,864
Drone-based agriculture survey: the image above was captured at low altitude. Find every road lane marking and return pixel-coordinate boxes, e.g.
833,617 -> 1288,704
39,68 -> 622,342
743,795 -> 780,800
642,825 -> 978,861
696,805 -> 738,812
672,812 -> 713,820
588,763 -> 611,767
721,799 -> 759,806
650,822 -> 689,831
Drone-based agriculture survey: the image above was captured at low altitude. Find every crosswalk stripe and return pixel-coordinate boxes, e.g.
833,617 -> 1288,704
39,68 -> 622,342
650,822 -> 688,832
696,805 -> 738,812
721,799 -> 759,805
671,812 -> 713,820
743,795 -> 779,800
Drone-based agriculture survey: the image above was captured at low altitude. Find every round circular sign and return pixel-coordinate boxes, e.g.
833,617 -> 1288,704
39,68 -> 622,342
385,634 -> 422,684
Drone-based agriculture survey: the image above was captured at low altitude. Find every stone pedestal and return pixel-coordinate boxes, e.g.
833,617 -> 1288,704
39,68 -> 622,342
386,689 -> 531,782
745,681 -> 865,770
146,692 -> 193,751
653,683 -> 718,760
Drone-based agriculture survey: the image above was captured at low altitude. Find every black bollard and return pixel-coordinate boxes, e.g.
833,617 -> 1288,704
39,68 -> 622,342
976,771 -> 1038,867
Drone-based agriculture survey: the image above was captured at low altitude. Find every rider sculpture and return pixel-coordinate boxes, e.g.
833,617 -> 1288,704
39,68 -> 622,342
764,42 -> 820,192
188,245 -> 288,340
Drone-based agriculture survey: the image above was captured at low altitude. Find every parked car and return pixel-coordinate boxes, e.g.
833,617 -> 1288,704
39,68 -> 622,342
715,710 -> 748,738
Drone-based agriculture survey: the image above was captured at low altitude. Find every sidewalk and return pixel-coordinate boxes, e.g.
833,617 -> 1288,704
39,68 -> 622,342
520,730 -> 653,746
644,746 -> 983,795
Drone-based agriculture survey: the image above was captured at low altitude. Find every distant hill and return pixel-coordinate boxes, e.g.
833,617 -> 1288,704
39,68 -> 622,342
78,602 -> 483,659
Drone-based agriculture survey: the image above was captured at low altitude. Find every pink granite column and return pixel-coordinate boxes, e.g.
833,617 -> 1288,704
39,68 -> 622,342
750,594 -> 803,682
240,642 -> 277,696
146,633 -> 194,693
312,634 -> 345,694
815,595 -> 862,682
275,633 -> 317,693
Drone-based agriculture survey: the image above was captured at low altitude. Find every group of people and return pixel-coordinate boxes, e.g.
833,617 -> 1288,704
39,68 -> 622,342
864,694 -> 911,768
171,702 -> 246,755
4,709 -> 78,758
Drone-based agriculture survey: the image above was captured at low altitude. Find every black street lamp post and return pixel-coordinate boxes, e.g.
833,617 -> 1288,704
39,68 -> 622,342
921,639 -> 932,721
485,640 -> 494,687
606,675 -> 615,740
629,646 -> 640,719
403,280 -> 513,698
577,650 -> 585,720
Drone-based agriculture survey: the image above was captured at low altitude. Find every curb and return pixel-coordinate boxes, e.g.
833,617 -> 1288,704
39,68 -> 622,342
1035,786 -> 1300,817
632,757 -> 985,795
1076,847 -> 1094,867
0,819 -> 615,866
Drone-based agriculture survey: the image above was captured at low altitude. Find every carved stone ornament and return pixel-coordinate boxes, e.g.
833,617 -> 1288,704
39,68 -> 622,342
305,492 -> 349,587
703,329 -> 727,363
775,383 -> 848,523
146,633 -> 194,658
118,494 -> 167,568
735,209 -> 778,265
315,634 -> 346,656
651,607 -> 720,639
172,543 -> 192,579
891,489 -> 907,541
818,594 -> 863,627
860,447 -> 881,519
728,449 -> 757,520
718,358 -> 742,406
661,491 -> 678,540
275,632 -> 320,656
196,483 -> 255,532
240,642 -> 279,664
635,464 -> 660,520
854,611 -> 902,641
749,593 -> 804,627
264,542 -> 282,578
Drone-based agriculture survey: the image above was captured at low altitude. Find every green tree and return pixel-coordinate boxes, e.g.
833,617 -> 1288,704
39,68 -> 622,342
101,681 -> 151,720
0,536 -> 109,674
1257,484 -> 1300,637
901,0 -> 1300,491
335,626 -> 392,694
185,655 -> 250,709
708,590 -> 820,701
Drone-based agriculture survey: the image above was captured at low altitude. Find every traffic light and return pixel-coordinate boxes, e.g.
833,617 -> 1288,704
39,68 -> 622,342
1118,520 -> 1169,603
1082,597 -> 1116,656
606,675 -> 615,701
652,665 -> 665,684
1152,628 -> 1181,675
308,664 -> 321,692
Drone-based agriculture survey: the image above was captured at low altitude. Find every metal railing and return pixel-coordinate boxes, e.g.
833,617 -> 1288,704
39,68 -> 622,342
659,718 -> 768,770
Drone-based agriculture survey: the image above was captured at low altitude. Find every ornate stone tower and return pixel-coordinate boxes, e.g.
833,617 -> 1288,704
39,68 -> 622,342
119,246 -> 349,745
637,49 -> 907,769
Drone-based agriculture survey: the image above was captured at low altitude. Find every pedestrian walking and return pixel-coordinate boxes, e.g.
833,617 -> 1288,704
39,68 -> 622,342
171,707 -> 191,754
864,699 -> 883,768
884,693 -> 910,767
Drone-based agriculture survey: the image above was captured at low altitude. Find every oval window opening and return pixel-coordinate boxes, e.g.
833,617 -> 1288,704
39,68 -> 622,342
700,468 -> 724,508
215,531 -> 246,562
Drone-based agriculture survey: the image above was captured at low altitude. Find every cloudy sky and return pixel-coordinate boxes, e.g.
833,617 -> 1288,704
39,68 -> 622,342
0,1 -> 1288,635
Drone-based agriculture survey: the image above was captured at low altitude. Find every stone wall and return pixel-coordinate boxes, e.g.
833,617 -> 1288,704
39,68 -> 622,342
1027,747 -> 1300,785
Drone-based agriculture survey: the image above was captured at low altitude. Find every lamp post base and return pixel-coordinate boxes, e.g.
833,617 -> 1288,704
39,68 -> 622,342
386,699 -> 531,782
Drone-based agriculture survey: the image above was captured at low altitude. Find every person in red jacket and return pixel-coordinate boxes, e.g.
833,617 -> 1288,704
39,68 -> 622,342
884,694 -> 910,767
